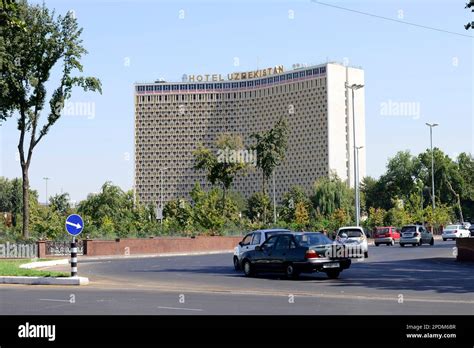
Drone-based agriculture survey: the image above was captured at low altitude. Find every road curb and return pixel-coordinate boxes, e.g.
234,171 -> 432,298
78,249 -> 234,261
20,259 -> 69,269
0,276 -> 89,285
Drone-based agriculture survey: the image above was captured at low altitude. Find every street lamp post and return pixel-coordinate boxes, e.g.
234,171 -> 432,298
355,146 -> 364,227
425,123 -> 438,211
346,83 -> 364,226
272,171 -> 277,224
158,168 -> 168,225
43,177 -> 50,205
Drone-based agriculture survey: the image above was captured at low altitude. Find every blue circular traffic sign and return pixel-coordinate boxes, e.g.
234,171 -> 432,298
65,214 -> 84,236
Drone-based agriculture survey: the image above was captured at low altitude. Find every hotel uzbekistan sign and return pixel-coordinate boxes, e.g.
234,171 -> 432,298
185,65 -> 284,82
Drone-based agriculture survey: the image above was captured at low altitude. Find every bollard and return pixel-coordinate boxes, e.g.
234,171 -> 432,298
71,237 -> 77,277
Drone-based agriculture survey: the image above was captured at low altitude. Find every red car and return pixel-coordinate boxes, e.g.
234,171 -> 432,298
374,226 -> 400,246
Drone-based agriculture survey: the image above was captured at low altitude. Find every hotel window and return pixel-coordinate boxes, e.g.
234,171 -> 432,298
307,69 -> 313,76
320,67 -> 326,74
206,83 -> 213,89
280,75 -> 286,81
224,83 -> 231,89
286,73 -> 292,80
299,71 -> 305,78
179,84 -> 188,91
198,84 -> 205,90
172,85 -> 179,91
313,68 -> 319,75
189,84 -> 196,90
292,72 -> 298,79
216,83 -> 222,89
240,81 -> 246,88
232,82 -> 239,89
262,79 -> 267,85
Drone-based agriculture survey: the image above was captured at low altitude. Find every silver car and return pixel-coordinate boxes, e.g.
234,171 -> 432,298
399,225 -> 434,247
233,229 -> 290,270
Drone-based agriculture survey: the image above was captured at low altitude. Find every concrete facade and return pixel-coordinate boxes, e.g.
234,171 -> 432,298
134,62 -> 366,206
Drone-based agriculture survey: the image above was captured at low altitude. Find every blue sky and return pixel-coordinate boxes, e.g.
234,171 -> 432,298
0,0 -> 472,203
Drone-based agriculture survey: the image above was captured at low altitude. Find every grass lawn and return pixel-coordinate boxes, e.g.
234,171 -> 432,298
0,259 -> 68,277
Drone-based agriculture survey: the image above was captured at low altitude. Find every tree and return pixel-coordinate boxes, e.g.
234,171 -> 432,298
193,134 -> 247,211
311,174 -> 353,217
279,186 -> 311,223
245,192 -> 272,223
251,116 -> 289,195
0,1 -> 102,238
366,207 -> 387,230
294,202 -> 310,227
49,192 -> 70,215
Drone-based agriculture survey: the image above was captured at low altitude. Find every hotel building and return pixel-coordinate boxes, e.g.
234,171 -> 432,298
134,62 -> 366,206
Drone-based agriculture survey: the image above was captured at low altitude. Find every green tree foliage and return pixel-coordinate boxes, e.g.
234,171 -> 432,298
294,202 -> 310,227
49,193 -> 70,215
279,186 -> 311,223
0,177 -> 31,227
366,207 -> 387,230
251,117 -> 289,195
311,174 -> 353,217
77,182 -> 153,238
193,134 -> 247,210
0,1 -> 102,238
245,192 -> 272,223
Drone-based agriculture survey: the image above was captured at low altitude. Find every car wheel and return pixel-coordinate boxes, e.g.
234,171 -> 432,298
429,238 -> 434,246
285,263 -> 299,279
443,238 -> 446,241
326,270 -> 341,279
400,243 -> 405,247
242,259 -> 254,277
375,243 -> 379,247
364,251 -> 369,258
233,256 -> 241,271
418,241 -> 423,246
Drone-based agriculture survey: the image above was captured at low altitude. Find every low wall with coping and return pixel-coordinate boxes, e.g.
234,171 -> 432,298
81,236 -> 243,257
456,238 -> 474,262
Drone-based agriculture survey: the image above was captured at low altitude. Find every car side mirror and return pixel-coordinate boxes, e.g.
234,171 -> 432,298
255,245 -> 262,251
239,242 -> 243,247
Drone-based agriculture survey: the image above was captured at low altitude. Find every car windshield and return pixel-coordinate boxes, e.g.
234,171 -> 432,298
264,230 -> 287,239
338,229 -> 363,238
401,226 -> 416,233
445,225 -> 458,230
377,228 -> 390,234
295,233 -> 332,246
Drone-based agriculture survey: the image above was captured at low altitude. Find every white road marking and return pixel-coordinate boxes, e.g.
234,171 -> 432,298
39,299 -> 70,302
157,306 -> 203,312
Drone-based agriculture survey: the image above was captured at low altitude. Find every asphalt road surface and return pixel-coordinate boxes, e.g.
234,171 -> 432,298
1,241 -> 473,315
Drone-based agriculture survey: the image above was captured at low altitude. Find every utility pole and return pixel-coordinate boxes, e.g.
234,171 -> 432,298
345,83 -> 364,226
43,177 -> 50,205
425,123 -> 438,210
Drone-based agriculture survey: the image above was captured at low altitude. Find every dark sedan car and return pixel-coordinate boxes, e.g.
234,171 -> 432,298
240,232 -> 351,279
470,225 -> 474,237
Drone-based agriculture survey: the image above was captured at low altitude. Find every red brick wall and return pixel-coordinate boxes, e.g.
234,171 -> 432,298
83,236 -> 243,256
456,238 -> 474,262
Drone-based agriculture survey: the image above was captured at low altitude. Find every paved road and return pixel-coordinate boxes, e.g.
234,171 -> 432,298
1,241 -> 473,315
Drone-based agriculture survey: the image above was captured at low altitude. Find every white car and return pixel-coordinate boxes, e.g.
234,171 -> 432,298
442,224 -> 470,240
233,229 -> 290,270
336,226 -> 369,258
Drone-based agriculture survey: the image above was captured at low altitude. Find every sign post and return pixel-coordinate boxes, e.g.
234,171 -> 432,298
65,214 -> 84,277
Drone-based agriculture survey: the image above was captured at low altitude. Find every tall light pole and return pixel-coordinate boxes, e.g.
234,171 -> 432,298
272,171 -> 277,224
43,177 -> 50,205
425,123 -> 438,210
355,146 -> 364,226
158,168 -> 168,225
346,82 -> 364,226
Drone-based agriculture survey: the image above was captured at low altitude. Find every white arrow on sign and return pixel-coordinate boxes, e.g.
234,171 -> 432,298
66,221 -> 82,229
